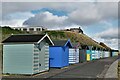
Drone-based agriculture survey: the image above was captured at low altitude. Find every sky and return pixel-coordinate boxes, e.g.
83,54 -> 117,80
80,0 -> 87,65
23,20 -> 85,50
0,0 -> 119,50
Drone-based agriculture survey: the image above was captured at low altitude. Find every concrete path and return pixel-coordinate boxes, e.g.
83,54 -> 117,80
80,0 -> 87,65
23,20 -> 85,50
50,57 -> 118,78
2,56 -> 118,79
104,59 -> 118,78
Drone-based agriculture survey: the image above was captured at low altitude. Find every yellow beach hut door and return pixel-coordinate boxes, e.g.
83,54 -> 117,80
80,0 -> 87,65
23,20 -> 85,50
87,54 -> 90,61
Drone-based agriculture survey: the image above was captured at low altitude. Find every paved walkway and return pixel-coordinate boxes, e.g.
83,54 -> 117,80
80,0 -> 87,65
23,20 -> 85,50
2,56 -> 118,79
50,57 -> 117,78
104,59 -> 118,78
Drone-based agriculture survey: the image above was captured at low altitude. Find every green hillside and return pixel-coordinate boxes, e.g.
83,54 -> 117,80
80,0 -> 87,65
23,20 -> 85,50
1,27 -> 26,41
43,31 -> 104,48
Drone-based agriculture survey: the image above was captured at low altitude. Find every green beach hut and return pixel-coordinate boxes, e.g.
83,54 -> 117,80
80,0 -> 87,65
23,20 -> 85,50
2,34 -> 54,75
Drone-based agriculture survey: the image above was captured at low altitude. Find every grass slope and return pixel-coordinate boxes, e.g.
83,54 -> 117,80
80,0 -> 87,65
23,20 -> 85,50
44,31 -> 104,48
1,27 -> 26,41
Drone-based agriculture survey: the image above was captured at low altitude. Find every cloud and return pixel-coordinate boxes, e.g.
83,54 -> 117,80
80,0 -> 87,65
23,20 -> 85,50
23,11 -> 73,29
68,5 -> 101,25
2,2 -> 118,18
1,12 -> 34,26
2,2 -> 82,17
93,28 -> 119,49
104,39 -> 118,50
93,36 -> 118,49
2,0 -> 119,2
21,2 -> 118,27
93,36 -> 119,50
95,0 -> 119,2
95,28 -> 119,39
96,2 -> 118,19
68,2 -> 118,25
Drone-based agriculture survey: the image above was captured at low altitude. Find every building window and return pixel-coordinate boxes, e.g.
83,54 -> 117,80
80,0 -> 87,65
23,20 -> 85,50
37,28 -> 41,31
20,28 -> 23,31
23,28 -> 27,31
15,29 -> 19,31
29,28 -> 34,31
42,28 -> 45,30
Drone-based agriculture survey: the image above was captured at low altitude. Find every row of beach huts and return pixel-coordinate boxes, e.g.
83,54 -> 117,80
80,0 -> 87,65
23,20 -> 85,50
2,34 -> 119,75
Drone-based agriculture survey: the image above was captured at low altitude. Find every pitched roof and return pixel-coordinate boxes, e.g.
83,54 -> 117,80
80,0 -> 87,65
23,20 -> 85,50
53,39 -> 72,48
53,40 -> 68,46
2,34 -> 54,45
2,34 -> 44,43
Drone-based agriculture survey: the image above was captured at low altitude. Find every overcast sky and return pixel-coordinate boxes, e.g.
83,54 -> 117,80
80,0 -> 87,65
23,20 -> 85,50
0,0 -> 119,50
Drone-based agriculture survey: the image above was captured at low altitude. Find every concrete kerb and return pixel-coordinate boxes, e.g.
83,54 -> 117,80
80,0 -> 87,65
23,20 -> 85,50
104,59 -> 118,78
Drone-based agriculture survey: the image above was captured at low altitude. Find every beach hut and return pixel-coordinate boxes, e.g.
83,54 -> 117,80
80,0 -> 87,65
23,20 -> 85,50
102,49 -> 106,58
79,45 -> 87,63
49,39 -> 72,68
97,48 -> 101,59
69,43 -> 80,64
91,46 -> 96,60
86,46 -> 93,61
104,50 -> 110,58
2,34 -> 54,75
99,42 -> 111,58
91,50 -> 95,60
94,50 -> 98,59
112,50 -> 119,57
93,47 -> 100,60
99,49 -> 104,58
95,50 -> 101,59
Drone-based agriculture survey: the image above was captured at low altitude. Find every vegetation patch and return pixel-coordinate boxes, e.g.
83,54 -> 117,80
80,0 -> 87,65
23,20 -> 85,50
1,27 -> 26,40
44,31 -> 104,48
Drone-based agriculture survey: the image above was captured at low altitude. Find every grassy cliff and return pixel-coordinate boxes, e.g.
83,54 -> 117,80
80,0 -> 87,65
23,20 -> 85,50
1,27 -> 26,41
44,30 -> 103,48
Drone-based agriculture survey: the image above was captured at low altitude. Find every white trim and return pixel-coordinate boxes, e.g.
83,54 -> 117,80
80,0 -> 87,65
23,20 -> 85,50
37,34 -> 54,46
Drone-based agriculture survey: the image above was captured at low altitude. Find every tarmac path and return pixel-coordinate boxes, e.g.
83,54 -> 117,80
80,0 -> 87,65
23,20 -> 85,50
2,56 -> 118,80
50,56 -> 118,78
